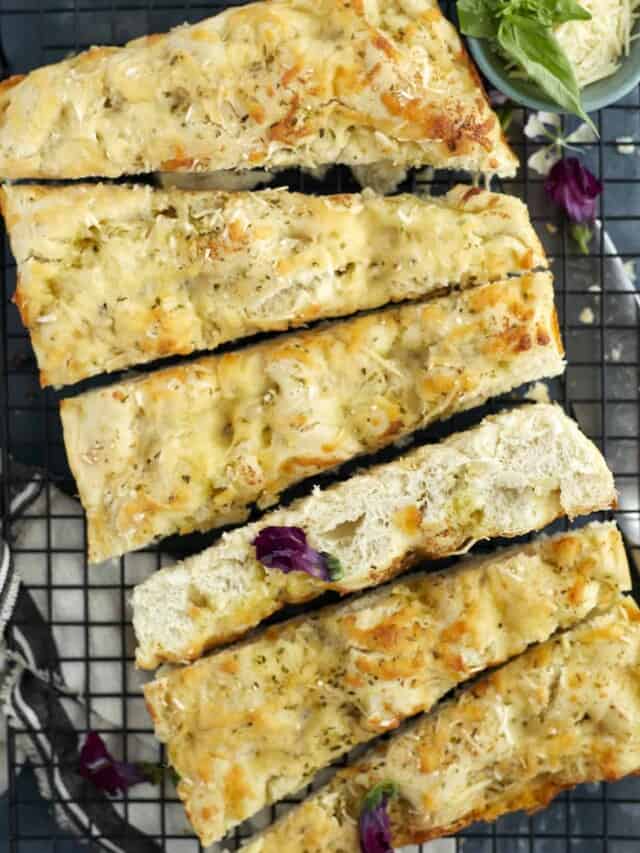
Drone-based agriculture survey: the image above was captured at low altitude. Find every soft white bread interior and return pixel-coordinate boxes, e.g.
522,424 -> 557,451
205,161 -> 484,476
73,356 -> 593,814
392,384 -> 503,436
144,521 -> 629,845
133,404 -> 616,668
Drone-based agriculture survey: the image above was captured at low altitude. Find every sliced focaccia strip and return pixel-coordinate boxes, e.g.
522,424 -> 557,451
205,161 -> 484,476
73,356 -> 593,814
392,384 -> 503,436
144,522 -> 629,845
240,597 -> 640,853
0,0 -> 517,180
2,184 -> 546,387
61,273 -> 564,564
133,406 -> 615,668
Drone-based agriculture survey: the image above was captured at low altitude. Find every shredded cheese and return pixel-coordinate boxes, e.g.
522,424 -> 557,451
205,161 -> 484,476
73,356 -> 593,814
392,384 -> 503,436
556,0 -> 640,87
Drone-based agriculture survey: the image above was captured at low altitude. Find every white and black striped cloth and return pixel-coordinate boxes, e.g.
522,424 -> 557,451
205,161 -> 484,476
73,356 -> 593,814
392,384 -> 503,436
0,468 -> 185,853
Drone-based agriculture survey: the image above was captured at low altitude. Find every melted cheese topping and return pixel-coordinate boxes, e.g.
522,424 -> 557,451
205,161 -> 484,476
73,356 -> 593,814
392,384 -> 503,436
60,273 -> 564,563
556,0 -> 640,86
133,408 -> 616,668
0,0 -> 517,180
3,183 -> 546,387
241,598 -> 640,853
144,522 -> 629,846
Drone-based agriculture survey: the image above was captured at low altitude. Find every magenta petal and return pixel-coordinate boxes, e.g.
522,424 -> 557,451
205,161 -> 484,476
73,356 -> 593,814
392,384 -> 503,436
253,526 -> 330,580
359,795 -> 394,853
488,88 -> 509,106
79,731 -> 145,796
113,759 -> 147,788
544,157 -> 603,224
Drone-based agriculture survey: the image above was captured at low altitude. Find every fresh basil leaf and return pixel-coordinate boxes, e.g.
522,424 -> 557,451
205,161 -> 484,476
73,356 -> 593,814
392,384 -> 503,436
501,0 -> 551,26
534,0 -> 592,23
457,0 -> 499,38
497,16 -> 594,127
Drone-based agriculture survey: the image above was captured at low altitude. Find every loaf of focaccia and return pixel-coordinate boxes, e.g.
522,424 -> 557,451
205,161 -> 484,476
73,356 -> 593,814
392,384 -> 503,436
60,274 -> 564,564
2,184 -> 546,387
133,406 -> 615,668
240,598 -> 640,852
0,0 -> 517,180
144,522 -> 629,845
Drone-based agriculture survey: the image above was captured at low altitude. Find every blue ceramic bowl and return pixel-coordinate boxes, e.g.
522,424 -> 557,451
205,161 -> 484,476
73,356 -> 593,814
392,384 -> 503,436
467,32 -> 640,112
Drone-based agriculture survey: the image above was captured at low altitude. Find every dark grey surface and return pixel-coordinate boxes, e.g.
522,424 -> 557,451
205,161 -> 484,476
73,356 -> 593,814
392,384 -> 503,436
1,767 -> 82,853
1,1 -> 639,852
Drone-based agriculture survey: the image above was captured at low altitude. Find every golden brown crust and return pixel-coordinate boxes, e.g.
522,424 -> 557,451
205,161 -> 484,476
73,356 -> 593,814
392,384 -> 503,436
0,75 -> 24,96
403,778 -> 577,845
60,273 -> 565,563
144,522 -> 629,845
3,183 -> 546,387
240,599 -> 640,853
0,0 -> 517,179
11,276 -> 29,329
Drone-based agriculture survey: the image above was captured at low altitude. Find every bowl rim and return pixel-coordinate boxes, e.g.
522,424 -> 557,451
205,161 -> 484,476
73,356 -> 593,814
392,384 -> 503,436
467,35 -> 640,113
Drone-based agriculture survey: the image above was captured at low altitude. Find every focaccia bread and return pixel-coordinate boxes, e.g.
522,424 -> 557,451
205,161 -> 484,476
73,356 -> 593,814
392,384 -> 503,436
240,598 -> 640,852
60,273 -> 565,564
0,0 -> 517,180
2,183 -> 546,387
144,522 -> 629,845
133,407 -> 615,668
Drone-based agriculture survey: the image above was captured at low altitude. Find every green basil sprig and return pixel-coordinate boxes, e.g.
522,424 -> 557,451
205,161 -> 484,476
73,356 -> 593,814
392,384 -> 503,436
458,0 -> 594,126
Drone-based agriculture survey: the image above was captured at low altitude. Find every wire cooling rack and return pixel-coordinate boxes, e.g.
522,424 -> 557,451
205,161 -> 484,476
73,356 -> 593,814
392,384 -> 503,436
1,1 -> 640,852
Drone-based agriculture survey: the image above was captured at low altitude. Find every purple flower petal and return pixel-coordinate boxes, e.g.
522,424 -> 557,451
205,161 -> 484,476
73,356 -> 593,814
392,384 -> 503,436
544,157 -> 603,224
488,88 -> 509,107
253,526 -> 333,580
79,731 -> 145,796
359,782 -> 398,853
360,803 -> 393,853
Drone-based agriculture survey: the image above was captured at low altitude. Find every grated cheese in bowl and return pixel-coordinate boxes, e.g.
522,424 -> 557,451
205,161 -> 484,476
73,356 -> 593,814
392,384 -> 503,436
556,0 -> 640,86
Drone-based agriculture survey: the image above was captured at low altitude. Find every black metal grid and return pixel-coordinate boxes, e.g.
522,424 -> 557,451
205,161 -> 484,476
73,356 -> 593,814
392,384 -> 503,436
1,1 -> 639,851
